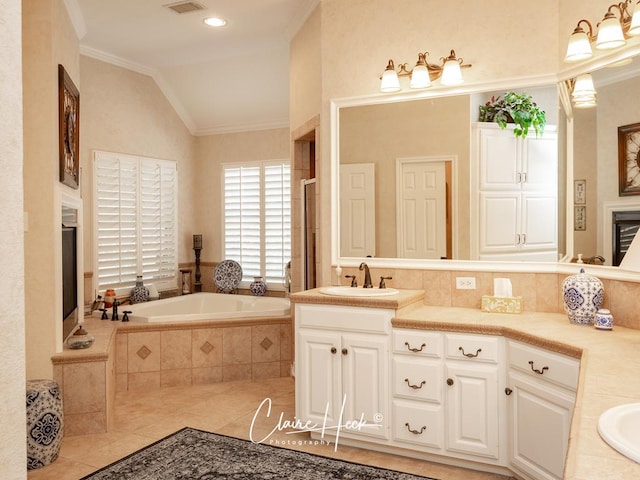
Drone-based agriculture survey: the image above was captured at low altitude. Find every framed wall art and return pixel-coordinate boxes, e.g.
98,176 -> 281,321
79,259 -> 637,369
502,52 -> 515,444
618,122 -> 640,196
574,179 -> 586,205
574,206 -> 586,231
58,64 -> 80,189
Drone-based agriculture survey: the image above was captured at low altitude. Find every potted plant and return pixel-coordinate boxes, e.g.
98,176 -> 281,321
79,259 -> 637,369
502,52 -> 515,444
478,91 -> 546,138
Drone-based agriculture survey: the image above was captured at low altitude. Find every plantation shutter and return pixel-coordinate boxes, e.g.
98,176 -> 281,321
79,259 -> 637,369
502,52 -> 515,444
223,161 -> 290,286
264,163 -> 291,283
94,151 -> 178,294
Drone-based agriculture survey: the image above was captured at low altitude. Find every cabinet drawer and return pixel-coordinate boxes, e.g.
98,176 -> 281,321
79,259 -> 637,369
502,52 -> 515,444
392,357 -> 442,403
445,333 -> 500,363
295,304 -> 393,333
392,329 -> 443,357
392,400 -> 444,449
508,340 -> 580,391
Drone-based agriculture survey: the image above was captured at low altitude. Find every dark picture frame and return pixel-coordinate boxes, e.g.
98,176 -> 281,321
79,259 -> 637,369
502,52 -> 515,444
58,64 -> 80,189
618,122 -> 640,196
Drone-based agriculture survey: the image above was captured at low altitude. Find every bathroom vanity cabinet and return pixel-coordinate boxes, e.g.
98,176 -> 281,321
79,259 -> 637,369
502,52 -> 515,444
505,340 -> 580,480
295,303 -> 393,441
391,329 -> 506,464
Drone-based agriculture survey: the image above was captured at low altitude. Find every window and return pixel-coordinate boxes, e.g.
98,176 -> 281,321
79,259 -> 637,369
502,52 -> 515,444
223,161 -> 291,287
93,151 -> 178,294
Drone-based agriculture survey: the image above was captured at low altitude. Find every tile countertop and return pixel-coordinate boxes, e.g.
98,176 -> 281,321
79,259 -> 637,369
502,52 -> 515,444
395,305 -> 640,480
291,289 -> 640,479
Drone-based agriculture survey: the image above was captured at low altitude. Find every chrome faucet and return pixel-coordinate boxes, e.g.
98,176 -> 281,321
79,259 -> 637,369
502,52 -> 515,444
359,262 -> 373,288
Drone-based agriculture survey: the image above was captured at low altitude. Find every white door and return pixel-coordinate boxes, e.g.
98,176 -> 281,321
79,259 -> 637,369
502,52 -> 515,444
478,128 -> 519,190
340,164 -> 376,257
521,132 -> 558,192
398,161 -> 447,259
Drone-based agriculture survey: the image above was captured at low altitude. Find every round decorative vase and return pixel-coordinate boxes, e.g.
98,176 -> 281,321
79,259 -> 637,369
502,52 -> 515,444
130,275 -> 149,304
594,308 -> 614,330
562,268 -> 604,325
66,326 -> 95,349
104,289 -> 116,308
250,276 -> 267,296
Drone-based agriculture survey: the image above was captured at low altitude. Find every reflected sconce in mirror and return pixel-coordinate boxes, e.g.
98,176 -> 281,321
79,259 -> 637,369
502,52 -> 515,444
566,73 -> 598,108
565,0 -> 640,62
380,50 -> 471,93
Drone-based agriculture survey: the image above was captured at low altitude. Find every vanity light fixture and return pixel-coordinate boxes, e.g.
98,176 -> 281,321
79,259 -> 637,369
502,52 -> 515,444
379,50 -> 471,93
565,0 -> 640,62
566,73 -> 598,108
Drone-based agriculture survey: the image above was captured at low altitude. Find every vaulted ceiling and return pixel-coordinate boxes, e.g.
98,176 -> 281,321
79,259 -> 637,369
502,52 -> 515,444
74,0 -> 318,135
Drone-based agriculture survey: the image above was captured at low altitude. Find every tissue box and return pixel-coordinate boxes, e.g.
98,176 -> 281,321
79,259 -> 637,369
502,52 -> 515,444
481,295 -> 523,314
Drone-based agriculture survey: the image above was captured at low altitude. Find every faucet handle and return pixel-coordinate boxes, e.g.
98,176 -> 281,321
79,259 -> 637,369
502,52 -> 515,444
345,275 -> 357,287
379,276 -> 393,289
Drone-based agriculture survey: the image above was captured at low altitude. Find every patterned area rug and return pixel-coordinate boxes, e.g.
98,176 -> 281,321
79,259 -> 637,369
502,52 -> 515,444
81,427 -> 438,479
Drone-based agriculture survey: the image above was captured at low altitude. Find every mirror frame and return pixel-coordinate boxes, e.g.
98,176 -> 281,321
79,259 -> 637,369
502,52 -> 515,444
330,46 -> 640,281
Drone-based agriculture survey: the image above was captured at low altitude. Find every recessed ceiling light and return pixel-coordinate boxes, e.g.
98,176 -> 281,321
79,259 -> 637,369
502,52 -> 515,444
204,17 -> 227,27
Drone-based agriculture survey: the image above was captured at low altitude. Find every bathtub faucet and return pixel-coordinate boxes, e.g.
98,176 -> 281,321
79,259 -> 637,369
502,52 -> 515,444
359,262 -> 373,288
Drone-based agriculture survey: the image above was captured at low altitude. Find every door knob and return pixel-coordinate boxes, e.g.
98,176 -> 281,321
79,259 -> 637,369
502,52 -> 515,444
331,347 -> 337,354
342,348 -> 348,355
446,378 -> 454,386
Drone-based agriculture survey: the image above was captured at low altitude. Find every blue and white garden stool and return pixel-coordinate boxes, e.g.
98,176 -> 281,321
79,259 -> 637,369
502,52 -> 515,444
26,379 -> 63,470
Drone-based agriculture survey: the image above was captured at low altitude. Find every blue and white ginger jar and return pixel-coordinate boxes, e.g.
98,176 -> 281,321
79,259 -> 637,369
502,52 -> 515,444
250,276 -> 267,296
130,275 -> 149,304
562,268 -> 604,325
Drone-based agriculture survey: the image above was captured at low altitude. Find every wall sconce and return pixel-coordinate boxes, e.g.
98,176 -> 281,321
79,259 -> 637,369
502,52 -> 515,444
565,0 -> 640,62
566,73 -> 598,108
380,50 -> 471,93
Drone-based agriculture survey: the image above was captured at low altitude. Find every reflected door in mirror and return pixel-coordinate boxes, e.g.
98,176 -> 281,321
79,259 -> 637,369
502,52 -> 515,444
340,164 -> 375,257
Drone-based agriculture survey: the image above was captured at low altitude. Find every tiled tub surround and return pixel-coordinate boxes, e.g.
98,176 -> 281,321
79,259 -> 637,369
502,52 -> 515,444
291,289 -> 640,480
52,315 -> 292,436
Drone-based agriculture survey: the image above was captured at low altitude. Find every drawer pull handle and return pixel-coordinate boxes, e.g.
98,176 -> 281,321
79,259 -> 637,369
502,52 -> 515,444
330,347 -> 337,354
404,342 -> 426,352
404,378 -> 426,390
528,361 -> 549,375
459,346 -> 482,358
405,423 -> 427,435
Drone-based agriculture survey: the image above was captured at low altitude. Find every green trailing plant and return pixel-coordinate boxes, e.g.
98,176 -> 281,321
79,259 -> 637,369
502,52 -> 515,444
478,91 -> 546,138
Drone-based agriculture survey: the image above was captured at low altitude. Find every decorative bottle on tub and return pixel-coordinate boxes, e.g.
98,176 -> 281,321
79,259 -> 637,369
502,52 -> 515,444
250,276 -> 267,296
130,275 -> 149,304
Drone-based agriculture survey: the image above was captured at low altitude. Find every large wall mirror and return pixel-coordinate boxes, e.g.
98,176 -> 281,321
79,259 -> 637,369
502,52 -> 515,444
331,83 -> 563,267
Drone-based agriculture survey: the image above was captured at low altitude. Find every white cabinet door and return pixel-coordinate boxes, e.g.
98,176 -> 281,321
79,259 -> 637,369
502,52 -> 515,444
341,333 -> 389,439
479,192 -> 520,252
445,362 -> 500,460
296,330 -> 342,427
508,372 -> 576,480
479,128 -> 519,190
521,193 -> 557,251
340,163 -> 376,257
521,132 -> 558,193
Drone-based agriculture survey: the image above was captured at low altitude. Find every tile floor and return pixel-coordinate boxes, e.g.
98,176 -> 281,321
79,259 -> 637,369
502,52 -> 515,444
27,377 -> 513,480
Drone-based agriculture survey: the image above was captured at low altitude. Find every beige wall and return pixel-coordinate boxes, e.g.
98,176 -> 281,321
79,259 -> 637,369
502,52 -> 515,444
573,108 -> 598,258
1,0 -> 27,476
79,55 -> 197,277
339,96 -> 471,258
195,128 -> 290,263
23,0 -> 80,378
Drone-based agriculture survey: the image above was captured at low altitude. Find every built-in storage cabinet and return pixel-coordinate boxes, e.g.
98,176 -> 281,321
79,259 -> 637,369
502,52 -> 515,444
294,302 -> 580,480
506,340 -> 580,480
472,123 -> 558,261
295,303 -> 392,441
390,330 -> 505,465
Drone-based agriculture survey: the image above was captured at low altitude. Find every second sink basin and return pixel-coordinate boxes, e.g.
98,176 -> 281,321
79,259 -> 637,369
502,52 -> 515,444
598,403 -> 640,463
320,286 -> 399,297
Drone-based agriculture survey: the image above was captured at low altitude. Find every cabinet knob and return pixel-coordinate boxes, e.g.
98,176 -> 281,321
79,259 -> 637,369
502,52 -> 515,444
342,348 -> 348,355
505,387 -> 513,396
446,378 -> 454,386
330,347 -> 337,354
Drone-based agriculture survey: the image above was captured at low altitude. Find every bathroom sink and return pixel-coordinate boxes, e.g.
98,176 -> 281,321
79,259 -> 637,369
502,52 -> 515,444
319,286 -> 399,297
598,403 -> 640,463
